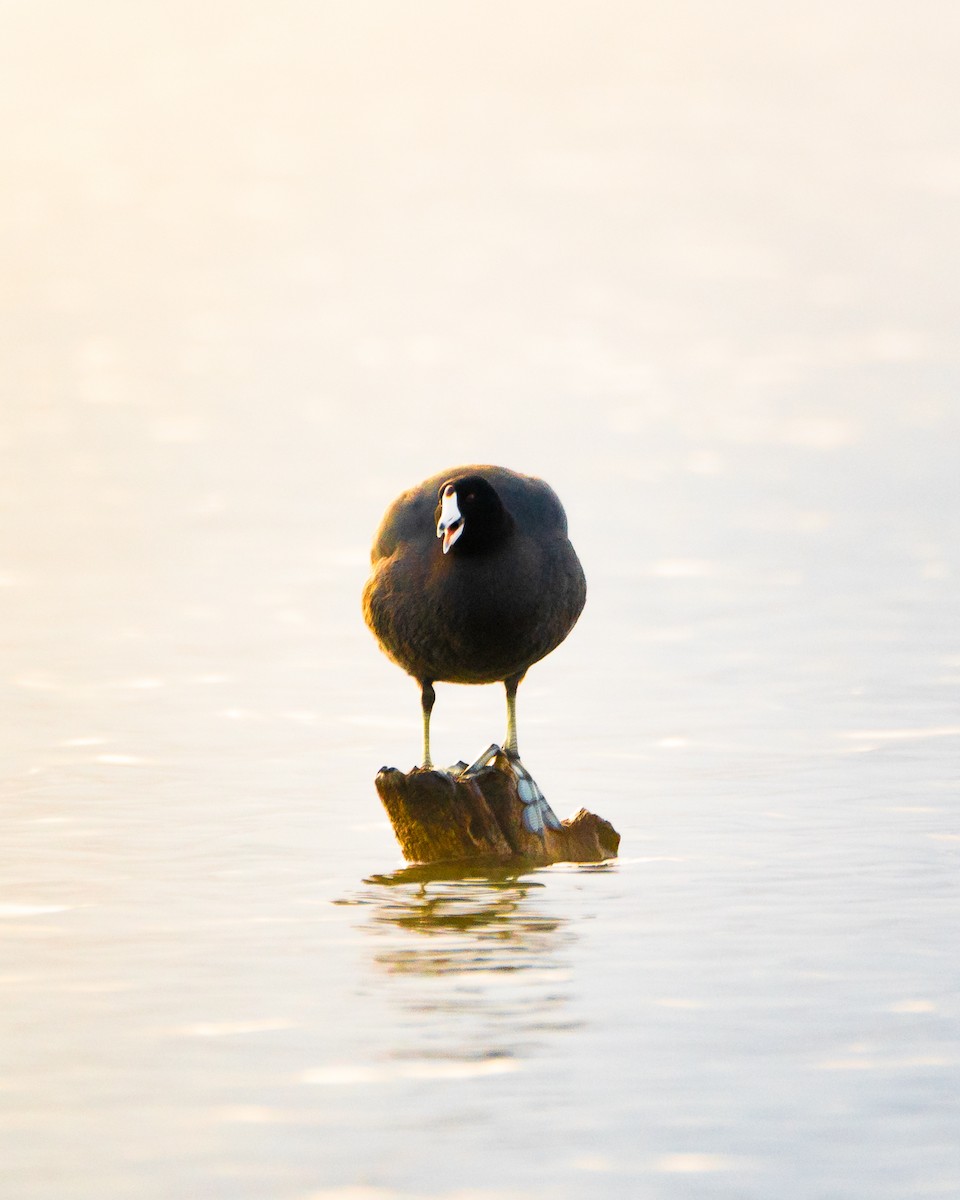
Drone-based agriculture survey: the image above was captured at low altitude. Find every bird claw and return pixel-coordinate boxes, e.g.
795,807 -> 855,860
459,744 -> 502,777
503,748 -> 563,838
455,744 -> 561,839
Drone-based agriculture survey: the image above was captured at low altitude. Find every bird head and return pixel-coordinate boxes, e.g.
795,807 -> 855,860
435,476 -> 513,555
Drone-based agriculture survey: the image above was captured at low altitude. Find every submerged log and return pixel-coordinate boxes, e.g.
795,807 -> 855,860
375,748 -> 620,866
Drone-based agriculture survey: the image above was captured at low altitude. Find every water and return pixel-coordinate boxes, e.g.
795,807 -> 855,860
2,3 -> 959,1197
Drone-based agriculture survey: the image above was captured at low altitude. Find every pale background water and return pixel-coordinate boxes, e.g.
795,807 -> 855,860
2,3 -> 959,1198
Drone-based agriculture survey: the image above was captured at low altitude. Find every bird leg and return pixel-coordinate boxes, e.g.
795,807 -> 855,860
502,675 -> 561,834
419,680 -> 435,768
427,673 -> 560,838
504,673 -> 523,756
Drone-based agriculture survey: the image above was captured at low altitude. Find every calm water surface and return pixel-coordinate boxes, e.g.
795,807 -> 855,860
2,4 -> 959,1198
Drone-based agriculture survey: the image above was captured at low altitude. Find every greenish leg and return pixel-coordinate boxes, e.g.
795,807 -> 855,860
504,674 -> 523,757
420,681 -> 435,768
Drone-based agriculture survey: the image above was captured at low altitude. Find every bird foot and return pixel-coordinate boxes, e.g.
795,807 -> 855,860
505,749 -> 563,836
457,744 -> 501,776
455,744 -> 561,837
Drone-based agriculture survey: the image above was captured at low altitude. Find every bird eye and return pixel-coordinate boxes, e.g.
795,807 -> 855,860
465,493 -> 475,503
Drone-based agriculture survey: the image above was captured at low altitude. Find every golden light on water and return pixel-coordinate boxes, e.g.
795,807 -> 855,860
2,4 -> 959,1198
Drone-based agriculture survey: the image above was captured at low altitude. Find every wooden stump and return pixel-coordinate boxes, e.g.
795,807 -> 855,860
375,749 -> 620,866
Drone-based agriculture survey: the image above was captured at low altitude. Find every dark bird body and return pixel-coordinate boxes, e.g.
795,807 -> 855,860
362,464 -> 586,781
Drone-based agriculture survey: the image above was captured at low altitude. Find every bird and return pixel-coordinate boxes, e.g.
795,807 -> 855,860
362,465 -> 586,835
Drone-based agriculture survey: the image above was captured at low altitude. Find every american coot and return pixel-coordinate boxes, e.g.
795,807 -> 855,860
362,465 -> 586,834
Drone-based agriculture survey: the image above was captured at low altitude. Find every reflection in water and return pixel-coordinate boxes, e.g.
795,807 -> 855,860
344,864 -> 593,1070
364,864 -> 565,975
